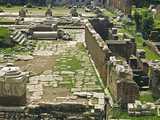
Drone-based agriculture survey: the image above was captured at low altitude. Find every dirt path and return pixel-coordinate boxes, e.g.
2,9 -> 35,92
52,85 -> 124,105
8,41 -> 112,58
15,55 -> 55,74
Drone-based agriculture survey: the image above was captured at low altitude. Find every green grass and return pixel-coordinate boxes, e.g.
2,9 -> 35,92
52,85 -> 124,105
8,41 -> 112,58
0,5 -> 23,12
0,27 -> 10,39
103,8 -> 160,60
118,23 -> 160,60
136,34 -> 160,60
56,56 -> 81,71
76,42 -> 86,52
78,8 -> 96,17
0,44 -> 32,55
61,75 -> 75,89
103,9 -> 115,17
139,91 -> 155,103
154,14 -> 160,28
0,18 -> 15,25
55,43 -> 84,72
116,111 -> 160,120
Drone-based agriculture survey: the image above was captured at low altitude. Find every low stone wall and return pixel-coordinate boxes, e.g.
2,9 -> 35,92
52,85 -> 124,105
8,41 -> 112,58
85,21 -> 110,85
108,57 -> 139,108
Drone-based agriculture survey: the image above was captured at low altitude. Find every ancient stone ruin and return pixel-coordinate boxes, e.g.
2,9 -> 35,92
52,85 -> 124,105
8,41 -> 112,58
70,6 -> 79,17
19,8 -> 27,17
128,100 -> 155,116
0,3 -> 159,119
150,62 -> 160,98
85,20 -> 139,108
45,8 -> 53,17
0,63 -> 29,106
106,0 -> 132,16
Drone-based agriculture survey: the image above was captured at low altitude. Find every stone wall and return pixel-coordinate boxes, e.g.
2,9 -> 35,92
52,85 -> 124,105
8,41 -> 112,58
150,62 -> 160,98
107,28 -> 136,60
108,57 -> 139,108
149,30 -> 160,42
107,40 -> 136,59
85,21 -> 139,107
89,18 -> 113,40
85,22 -> 110,85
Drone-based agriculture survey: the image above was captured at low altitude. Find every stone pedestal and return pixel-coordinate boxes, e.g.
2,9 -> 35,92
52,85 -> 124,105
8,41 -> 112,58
19,8 -> 26,17
45,8 -> 53,17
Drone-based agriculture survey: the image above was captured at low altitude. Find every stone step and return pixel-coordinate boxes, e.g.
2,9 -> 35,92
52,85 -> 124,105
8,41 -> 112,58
19,37 -> 27,45
12,31 -> 19,37
0,112 -> 5,119
16,34 -> 25,43
141,86 -> 149,89
12,32 -> 21,41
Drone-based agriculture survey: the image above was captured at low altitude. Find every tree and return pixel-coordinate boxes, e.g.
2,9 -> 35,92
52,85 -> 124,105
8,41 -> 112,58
133,0 -> 149,7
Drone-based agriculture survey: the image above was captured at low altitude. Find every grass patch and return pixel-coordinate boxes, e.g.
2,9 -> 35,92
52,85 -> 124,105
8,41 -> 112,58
56,56 -> 81,71
103,9 -> 115,17
119,23 -> 160,60
0,27 -> 12,47
62,75 -> 75,89
103,8 -> 160,60
76,42 -> 86,52
116,111 -> 160,120
135,34 -> 160,60
0,27 -> 10,39
0,44 -> 32,55
0,18 -> 15,25
139,91 -> 155,103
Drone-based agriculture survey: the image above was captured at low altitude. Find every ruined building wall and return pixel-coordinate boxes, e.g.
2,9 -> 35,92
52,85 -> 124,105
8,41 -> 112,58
85,22 -> 139,107
106,0 -> 132,15
89,18 -> 112,40
107,58 -> 139,108
85,22 -> 110,85
107,40 -> 136,60
107,28 -> 137,60
150,63 -> 160,98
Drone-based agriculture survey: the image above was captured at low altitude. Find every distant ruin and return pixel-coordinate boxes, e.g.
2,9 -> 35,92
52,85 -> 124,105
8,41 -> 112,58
105,0 -> 132,16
